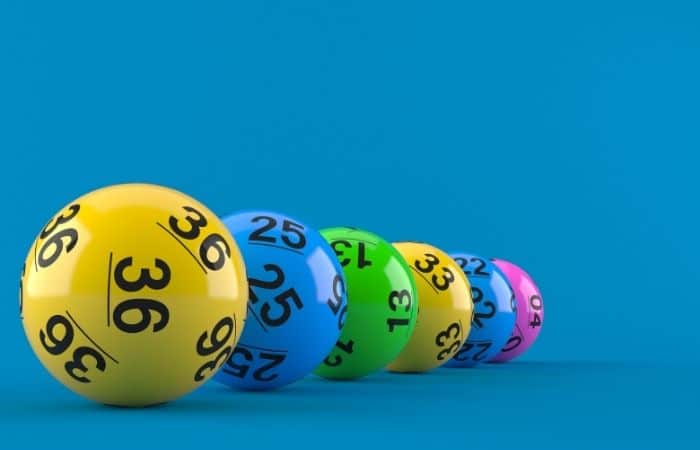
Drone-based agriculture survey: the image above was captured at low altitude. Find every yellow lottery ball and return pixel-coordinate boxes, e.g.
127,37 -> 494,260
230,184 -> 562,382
387,242 -> 473,373
19,183 -> 248,407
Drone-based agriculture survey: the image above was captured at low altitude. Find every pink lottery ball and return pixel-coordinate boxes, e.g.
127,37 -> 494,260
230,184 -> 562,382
489,259 -> 544,362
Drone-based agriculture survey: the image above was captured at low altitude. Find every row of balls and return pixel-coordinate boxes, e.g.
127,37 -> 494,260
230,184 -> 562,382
20,183 -> 544,407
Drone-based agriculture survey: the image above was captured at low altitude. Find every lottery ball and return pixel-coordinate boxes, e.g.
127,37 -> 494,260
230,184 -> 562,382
490,259 -> 544,362
444,253 -> 516,367
19,183 -> 248,407
313,227 -> 418,380
213,211 -> 346,390
387,242 -> 473,373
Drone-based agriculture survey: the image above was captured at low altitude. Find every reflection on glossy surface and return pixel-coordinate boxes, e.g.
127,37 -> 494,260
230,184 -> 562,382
215,211 -> 346,390
445,253 -> 516,367
314,227 -> 417,380
387,242 -> 473,373
21,184 -> 248,406
490,259 -> 544,362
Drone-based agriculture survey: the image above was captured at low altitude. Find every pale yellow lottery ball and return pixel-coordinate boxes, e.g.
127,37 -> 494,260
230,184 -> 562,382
387,242 -> 473,373
20,183 -> 248,407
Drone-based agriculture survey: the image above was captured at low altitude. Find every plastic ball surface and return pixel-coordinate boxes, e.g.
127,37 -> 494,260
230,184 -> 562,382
444,253 -> 516,367
387,242 -> 473,373
490,258 -> 544,362
20,183 -> 248,407
214,211 -> 346,390
313,227 -> 418,380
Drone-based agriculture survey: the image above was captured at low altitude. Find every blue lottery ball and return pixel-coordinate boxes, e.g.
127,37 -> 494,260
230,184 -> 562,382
444,253 -> 516,367
214,211 -> 347,390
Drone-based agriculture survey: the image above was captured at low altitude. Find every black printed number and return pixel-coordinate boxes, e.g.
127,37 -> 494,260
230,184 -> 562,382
471,286 -> 496,328
169,206 -> 231,271
249,264 -> 304,327
501,323 -> 524,352
387,290 -> 412,332
112,257 -> 171,333
324,339 -> 355,367
326,274 -> 347,330
223,347 -> 287,382
113,299 -> 170,333
40,314 -> 74,355
249,215 -> 307,250
454,342 -> 492,362
529,295 -> 543,328
200,233 -> 231,271
194,317 -> 235,382
169,205 -> 207,239
502,335 -> 522,352
435,322 -> 461,361
432,268 -> 455,291
41,204 -> 80,238
261,289 -> 303,327
39,314 -> 107,383
65,347 -> 107,383
415,253 -> 439,273
458,257 -> 489,277
415,253 -> 455,291
330,240 -> 372,269
37,204 -> 81,269
38,229 -> 79,268
114,257 -> 171,292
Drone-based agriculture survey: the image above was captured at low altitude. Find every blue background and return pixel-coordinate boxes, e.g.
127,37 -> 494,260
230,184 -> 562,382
1,1 -> 698,448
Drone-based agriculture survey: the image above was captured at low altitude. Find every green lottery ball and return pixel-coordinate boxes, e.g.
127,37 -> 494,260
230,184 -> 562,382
314,227 -> 418,379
